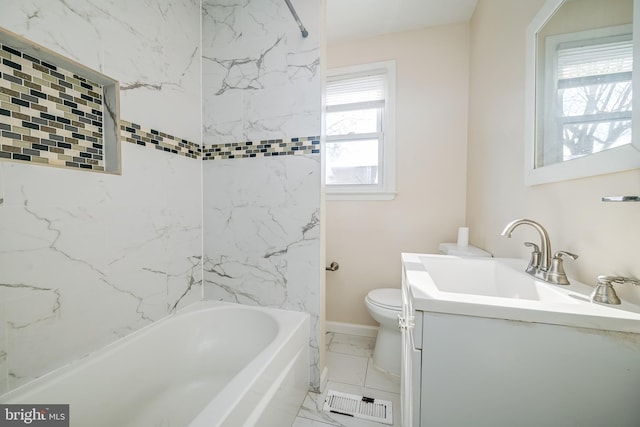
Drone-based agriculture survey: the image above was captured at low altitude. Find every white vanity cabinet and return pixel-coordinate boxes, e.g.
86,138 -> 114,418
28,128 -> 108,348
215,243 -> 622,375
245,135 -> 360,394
401,253 -> 640,427
417,312 -> 640,427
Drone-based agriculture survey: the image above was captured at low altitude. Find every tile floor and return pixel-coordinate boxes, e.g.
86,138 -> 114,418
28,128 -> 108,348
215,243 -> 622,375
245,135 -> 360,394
293,332 -> 401,427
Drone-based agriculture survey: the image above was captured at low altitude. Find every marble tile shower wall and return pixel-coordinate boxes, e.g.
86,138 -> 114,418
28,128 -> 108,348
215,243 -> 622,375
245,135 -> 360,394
0,1 -> 202,393
0,0 -> 323,396
202,0 -> 323,391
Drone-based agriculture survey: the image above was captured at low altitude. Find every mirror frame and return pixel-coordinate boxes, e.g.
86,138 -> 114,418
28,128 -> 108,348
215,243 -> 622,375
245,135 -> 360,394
525,0 -> 640,185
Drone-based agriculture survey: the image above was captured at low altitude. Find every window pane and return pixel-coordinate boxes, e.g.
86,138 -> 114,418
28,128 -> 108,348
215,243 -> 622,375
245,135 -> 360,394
562,119 -> 631,161
326,140 -> 379,185
557,79 -> 632,160
560,80 -> 632,117
326,109 -> 379,136
538,30 -> 634,168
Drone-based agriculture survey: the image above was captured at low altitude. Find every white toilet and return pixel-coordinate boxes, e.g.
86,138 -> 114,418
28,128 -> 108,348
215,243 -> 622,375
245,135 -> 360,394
365,288 -> 403,375
365,243 -> 492,376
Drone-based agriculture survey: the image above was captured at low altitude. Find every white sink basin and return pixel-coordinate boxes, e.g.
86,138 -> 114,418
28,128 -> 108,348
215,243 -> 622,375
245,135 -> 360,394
402,253 -> 640,334
418,255 -> 576,303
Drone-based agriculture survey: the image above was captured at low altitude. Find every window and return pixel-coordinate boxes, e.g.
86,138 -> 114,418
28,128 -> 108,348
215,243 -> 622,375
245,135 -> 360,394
325,61 -> 396,200
538,25 -> 632,168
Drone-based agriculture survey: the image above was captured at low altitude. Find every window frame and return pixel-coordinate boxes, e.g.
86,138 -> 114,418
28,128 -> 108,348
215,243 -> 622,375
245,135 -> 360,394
324,60 -> 396,201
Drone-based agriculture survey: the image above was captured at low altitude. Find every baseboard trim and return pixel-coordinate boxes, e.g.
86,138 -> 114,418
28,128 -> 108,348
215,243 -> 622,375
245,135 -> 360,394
325,321 -> 378,337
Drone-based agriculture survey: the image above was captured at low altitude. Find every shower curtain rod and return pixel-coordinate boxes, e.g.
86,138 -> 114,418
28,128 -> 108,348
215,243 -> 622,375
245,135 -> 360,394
284,0 -> 309,38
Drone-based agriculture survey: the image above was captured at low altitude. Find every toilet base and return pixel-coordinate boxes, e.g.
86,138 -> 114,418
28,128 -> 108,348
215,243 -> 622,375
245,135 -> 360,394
372,325 -> 401,376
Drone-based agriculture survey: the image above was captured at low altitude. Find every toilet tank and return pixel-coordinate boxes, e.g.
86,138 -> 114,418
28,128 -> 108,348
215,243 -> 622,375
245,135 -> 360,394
438,243 -> 492,257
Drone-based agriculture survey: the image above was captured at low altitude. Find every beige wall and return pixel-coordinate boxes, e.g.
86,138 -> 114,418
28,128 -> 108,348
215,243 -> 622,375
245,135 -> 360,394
467,0 -> 640,304
327,0 -> 640,327
326,24 -> 470,325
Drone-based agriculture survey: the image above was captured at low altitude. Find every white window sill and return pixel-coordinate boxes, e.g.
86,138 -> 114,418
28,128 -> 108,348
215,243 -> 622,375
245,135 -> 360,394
325,191 -> 397,201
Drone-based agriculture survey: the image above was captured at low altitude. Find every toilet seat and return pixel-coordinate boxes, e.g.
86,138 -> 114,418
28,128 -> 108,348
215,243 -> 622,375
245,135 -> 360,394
366,288 -> 402,311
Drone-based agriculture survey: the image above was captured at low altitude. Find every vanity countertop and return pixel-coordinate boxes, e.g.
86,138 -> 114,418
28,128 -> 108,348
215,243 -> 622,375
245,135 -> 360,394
402,252 -> 640,334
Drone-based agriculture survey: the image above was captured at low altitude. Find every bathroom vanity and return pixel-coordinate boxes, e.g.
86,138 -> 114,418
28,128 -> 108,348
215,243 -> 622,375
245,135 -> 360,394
400,253 -> 640,427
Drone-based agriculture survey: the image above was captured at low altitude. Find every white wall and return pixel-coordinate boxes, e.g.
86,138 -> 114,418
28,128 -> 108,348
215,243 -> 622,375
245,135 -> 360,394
326,24 -> 470,326
467,0 -> 640,302
0,0 -> 202,392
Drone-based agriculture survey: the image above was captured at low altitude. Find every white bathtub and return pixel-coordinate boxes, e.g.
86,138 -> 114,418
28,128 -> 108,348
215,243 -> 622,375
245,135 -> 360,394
0,301 -> 310,427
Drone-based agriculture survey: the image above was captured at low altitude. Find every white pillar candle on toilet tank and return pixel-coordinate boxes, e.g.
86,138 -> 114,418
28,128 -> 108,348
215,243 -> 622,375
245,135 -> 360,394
457,227 -> 469,247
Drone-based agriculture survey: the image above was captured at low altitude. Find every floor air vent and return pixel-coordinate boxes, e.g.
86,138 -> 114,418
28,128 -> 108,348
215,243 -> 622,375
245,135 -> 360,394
323,390 -> 393,425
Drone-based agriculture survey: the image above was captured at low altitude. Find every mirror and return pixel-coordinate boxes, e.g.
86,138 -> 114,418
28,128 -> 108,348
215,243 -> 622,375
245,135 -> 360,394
525,0 -> 640,185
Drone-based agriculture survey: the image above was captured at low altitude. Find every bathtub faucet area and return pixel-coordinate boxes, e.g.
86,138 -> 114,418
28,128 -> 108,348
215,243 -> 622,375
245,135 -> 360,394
501,218 -> 578,285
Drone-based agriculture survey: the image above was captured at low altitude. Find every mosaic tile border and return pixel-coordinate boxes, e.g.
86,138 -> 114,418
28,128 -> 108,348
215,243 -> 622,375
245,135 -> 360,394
0,28 -> 321,172
120,120 -> 201,159
202,136 -> 320,160
0,43 -> 106,171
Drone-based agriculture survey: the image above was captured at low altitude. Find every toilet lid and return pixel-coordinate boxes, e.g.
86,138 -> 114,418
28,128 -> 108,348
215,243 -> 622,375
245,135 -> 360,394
367,288 -> 402,310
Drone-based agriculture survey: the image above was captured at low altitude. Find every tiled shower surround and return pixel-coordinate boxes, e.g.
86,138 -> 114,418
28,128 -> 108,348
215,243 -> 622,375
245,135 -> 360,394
202,0 -> 323,392
0,0 -> 322,398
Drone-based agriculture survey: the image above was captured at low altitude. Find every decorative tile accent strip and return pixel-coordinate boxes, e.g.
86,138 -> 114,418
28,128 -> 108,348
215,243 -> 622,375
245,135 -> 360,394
120,120 -> 201,159
202,136 -> 320,160
0,32 -> 316,168
0,42 -> 105,171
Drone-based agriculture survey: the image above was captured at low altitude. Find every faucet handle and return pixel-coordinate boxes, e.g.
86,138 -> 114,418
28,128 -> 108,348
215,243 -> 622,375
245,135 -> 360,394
523,242 -> 540,275
554,250 -> 578,260
597,275 -> 640,286
546,251 -> 578,285
592,276 -> 640,305
592,276 -> 624,304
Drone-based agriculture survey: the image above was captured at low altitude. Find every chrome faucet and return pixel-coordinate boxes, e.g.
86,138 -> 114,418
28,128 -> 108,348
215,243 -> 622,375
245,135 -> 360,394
501,219 -> 578,285
501,219 -> 552,272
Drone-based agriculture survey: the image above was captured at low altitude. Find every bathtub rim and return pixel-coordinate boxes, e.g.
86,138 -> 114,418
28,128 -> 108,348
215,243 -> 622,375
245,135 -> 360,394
189,302 -> 310,426
0,300 -> 309,405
